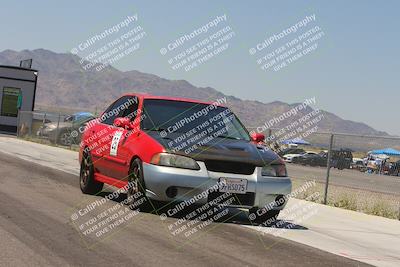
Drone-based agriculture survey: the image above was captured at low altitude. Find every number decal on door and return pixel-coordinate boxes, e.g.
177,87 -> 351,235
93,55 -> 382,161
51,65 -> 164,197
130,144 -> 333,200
110,131 -> 123,156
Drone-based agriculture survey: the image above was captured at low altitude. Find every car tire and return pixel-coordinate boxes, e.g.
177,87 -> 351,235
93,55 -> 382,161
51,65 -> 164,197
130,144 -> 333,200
126,158 -> 151,211
249,207 -> 280,226
80,151 -> 103,194
58,129 -> 72,146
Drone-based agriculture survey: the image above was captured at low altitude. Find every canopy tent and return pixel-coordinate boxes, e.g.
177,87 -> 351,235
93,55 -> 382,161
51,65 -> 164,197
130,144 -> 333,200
370,148 -> 400,156
281,138 -> 310,145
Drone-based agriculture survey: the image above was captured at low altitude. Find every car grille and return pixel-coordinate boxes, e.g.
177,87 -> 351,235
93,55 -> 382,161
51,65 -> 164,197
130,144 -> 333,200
204,160 -> 255,175
208,191 -> 255,207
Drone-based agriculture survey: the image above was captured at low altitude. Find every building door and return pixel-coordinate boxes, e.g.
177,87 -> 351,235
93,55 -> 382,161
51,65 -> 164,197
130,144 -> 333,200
1,87 -> 21,117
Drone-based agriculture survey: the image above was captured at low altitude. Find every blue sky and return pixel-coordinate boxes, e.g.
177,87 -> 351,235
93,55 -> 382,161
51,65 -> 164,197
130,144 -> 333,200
1,0 -> 399,134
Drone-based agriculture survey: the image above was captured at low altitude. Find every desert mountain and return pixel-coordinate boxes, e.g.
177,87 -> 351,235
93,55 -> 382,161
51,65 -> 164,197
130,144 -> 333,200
0,49 -> 387,137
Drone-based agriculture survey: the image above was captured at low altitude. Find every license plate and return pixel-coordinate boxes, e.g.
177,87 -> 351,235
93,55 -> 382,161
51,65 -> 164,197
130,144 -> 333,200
219,178 -> 247,194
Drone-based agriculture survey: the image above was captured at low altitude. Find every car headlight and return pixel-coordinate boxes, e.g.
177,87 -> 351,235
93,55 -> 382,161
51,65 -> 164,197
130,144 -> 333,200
150,153 -> 200,170
261,164 -> 287,177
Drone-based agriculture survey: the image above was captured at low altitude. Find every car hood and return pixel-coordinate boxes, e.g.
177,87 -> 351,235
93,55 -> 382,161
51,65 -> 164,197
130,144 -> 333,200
146,131 -> 280,166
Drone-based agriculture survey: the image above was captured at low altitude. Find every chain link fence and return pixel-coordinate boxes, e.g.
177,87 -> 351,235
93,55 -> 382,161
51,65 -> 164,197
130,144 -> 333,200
16,110 -> 95,149
15,110 -> 400,219
248,126 -> 400,220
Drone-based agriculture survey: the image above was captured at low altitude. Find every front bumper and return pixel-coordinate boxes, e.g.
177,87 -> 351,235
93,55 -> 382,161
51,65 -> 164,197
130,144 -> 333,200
142,161 -> 292,209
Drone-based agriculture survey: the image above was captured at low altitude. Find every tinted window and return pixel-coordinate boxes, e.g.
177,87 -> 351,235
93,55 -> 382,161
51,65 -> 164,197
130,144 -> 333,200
141,99 -> 250,141
121,97 -> 138,119
73,112 -> 94,122
101,96 -> 138,125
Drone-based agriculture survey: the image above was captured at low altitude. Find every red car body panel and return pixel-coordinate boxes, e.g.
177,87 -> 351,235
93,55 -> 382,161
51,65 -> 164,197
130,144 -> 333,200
80,94 -> 207,186
78,94 -> 292,211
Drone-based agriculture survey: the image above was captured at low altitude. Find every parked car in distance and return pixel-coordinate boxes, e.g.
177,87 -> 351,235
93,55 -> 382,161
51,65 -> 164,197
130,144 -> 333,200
281,149 -> 307,163
331,149 -> 353,170
296,152 -> 328,167
37,112 -> 95,146
278,148 -> 305,157
389,160 -> 400,176
290,151 -> 318,164
350,158 -> 367,172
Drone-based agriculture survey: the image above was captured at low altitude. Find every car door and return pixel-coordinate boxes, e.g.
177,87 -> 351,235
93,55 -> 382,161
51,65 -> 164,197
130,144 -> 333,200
88,99 -> 122,177
97,96 -> 139,180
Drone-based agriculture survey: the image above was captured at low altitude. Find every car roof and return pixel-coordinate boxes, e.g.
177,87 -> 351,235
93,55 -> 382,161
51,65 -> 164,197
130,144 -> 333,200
123,93 -> 227,107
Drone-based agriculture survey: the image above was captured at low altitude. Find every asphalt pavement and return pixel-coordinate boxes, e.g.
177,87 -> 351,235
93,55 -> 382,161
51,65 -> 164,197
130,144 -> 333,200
0,152 -> 368,266
287,164 -> 400,195
1,136 -> 400,267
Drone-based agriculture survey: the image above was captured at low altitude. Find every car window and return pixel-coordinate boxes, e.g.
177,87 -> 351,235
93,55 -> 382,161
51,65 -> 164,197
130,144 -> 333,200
64,115 -> 73,122
121,96 -> 139,120
74,113 -> 94,122
141,99 -> 250,141
75,115 -> 95,125
101,96 -> 138,125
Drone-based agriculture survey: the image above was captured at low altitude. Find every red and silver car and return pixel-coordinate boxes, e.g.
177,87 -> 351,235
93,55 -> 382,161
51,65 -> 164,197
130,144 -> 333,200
79,94 -> 292,223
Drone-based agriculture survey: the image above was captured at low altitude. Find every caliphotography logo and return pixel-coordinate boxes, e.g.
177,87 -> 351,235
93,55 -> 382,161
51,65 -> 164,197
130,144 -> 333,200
0,1 -> 399,267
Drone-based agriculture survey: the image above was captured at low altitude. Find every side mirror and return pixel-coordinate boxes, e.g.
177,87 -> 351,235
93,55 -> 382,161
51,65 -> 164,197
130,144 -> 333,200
251,132 -> 265,143
113,117 -> 131,129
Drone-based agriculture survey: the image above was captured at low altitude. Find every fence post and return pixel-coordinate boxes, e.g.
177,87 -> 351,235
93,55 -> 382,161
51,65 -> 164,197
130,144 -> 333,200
42,113 -> 46,129
16,110 -> 21,137
69,128 -> 72,150
56,113 -> 61,145
29,112 -> 32,136
324,134 -> 334,205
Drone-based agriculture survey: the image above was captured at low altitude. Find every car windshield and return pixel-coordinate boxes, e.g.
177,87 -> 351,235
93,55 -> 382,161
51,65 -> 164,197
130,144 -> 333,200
74,113 -> 94,122
141,99 -> 250,141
